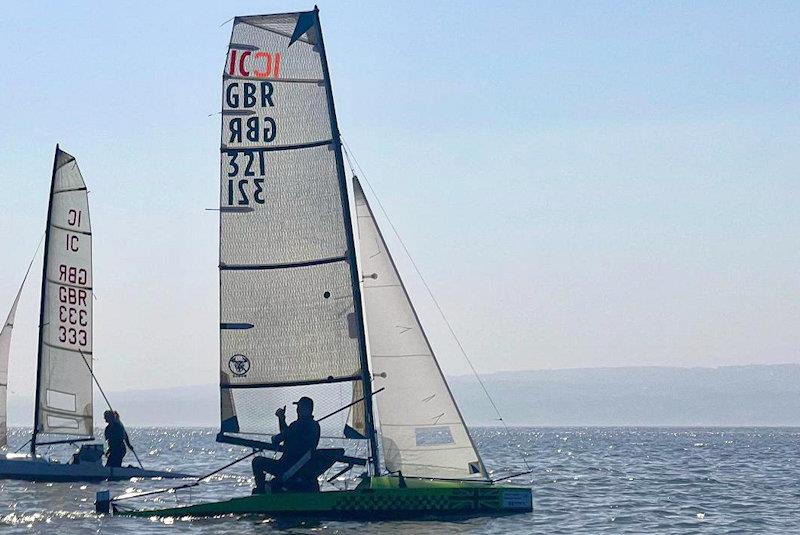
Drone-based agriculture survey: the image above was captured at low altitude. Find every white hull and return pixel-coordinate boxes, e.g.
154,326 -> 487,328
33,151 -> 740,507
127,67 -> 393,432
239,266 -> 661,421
0,453 -> 193,482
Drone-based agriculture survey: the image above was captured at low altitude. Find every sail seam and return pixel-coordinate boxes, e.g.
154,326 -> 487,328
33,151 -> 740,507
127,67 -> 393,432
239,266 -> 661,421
53,187 -> 87,194
379,422 -> 464,427
390,447 -> 476,452
223,74 -> 323,84
371,354 -> 432,358
220,255 -> 346,271
50,224 -> 91,236
42,342 -> 92,355
221,139 -> 332,153
222,374 -> 360,389
41,407 -> 90,418
54,158 -> 76,171
46,278 -> 92,290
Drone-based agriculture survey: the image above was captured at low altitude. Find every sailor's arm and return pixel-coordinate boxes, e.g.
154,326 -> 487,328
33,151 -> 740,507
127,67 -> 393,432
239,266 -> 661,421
275,406 -> 288,433
124,431 -> 134,451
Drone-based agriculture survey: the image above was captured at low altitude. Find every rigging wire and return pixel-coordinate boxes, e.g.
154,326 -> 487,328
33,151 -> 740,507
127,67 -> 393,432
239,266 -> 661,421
79,350 -> 145,469
341,140 -> 532,473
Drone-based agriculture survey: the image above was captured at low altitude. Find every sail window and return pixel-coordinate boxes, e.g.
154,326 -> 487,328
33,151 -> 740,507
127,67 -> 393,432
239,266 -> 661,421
414,426 -> 455,446
224,380 -> 364,438
47,416 -> 79,429
46,389 -> 77,412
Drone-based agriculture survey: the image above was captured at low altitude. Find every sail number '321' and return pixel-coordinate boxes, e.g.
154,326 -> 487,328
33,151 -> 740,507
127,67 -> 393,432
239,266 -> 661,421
226,151 -> 267,206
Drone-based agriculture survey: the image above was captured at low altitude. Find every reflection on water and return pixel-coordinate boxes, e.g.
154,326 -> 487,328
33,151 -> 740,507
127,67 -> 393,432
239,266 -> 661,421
2,427 -> 799,533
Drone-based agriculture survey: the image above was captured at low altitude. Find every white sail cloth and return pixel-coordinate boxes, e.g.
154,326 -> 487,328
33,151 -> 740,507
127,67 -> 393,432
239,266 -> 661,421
219,12 -> 364,436
0,282 -> 25,447
354,179 -> 487,479
37,149 -> 93,436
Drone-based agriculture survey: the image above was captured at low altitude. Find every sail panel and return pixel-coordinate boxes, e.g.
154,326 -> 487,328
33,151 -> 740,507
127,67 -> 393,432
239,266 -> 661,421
221,379 -> 363,437
220,262 -> 360,386
354,179 -> 487,479
220,144 -> 346,266
219,11 -> 364,440
221,80 -> 331,149
37,149 -> 93,437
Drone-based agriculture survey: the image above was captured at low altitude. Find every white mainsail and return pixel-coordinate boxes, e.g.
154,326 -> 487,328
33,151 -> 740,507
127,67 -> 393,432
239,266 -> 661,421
218,10 -> 377,460
353,178 -> 488,479
34,147 -> 93,439
0,282 -> 25,448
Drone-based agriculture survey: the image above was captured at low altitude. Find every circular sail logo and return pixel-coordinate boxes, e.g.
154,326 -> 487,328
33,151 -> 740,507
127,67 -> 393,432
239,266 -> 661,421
228,354 -> 251,376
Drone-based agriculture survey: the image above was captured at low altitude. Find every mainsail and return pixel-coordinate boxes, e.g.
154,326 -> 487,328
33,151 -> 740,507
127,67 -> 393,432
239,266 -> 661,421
353,178 -> 488,479
33,147 -> 94,446
217,10 -> 379,467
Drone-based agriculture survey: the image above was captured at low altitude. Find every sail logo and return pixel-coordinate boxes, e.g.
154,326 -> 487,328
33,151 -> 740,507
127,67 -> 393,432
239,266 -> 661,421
228,49 -> 281,79
228,354 -> 251,376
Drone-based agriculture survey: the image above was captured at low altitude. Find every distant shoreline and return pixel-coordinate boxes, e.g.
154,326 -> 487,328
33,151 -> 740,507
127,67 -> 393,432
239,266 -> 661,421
9,363 -> 800,427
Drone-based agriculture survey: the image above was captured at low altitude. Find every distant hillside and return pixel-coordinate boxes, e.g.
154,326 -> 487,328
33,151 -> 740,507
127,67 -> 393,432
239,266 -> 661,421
449,364 -> 800,426
9,364 -> 800,427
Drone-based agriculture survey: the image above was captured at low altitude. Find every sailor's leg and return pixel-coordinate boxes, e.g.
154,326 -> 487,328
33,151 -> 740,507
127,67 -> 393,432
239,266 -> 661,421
106,449 -> 124,468
252,456 -> 283,492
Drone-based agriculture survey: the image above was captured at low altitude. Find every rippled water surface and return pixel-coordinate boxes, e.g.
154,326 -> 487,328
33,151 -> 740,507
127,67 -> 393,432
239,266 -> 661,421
2,427 -> 799,533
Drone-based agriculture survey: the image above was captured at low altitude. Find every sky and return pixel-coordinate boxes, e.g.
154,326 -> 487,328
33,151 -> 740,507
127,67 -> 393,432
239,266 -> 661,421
0,1 -> 798,396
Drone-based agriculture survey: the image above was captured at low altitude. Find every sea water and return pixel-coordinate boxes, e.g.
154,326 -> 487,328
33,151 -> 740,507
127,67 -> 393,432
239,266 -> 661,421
1,427 -> 798,534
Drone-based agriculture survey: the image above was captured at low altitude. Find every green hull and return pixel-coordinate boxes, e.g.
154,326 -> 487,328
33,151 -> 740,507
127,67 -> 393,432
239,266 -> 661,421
115,477 -> 532,519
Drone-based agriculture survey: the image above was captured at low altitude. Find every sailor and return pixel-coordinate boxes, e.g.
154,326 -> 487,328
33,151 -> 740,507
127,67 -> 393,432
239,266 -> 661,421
104,410 -> 134,468
252,396 -> 321,493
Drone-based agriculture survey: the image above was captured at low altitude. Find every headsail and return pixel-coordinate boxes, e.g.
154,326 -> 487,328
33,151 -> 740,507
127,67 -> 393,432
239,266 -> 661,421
0,241 -> 41,448
0,282 -> 25,448
218,10 -> 378,466
33,147 -> 94,444
353,178 -> 488,479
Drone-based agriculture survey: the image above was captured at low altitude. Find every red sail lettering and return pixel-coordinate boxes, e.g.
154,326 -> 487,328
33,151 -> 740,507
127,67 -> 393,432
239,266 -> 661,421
238,50 -> 251,76
229,49 -> 237,75
253,52 -> 272,78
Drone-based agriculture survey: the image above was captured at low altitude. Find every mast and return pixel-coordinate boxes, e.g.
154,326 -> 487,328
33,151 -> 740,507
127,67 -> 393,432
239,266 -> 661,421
32,144 -> 59,456
314,7 -> 381,474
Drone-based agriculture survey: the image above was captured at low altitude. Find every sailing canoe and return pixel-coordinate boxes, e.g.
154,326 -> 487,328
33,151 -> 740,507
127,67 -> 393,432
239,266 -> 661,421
114,476 -> 532,518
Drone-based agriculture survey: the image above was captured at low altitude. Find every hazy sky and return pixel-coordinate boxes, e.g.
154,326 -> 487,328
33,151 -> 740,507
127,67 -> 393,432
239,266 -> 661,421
1,1 -> 798,395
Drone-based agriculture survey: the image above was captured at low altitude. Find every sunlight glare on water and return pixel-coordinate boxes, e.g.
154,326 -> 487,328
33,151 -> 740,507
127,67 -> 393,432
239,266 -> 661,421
1,427 -> 799,533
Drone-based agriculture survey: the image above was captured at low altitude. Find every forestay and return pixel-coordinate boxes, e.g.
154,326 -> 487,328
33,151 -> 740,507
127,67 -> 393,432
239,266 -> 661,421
218,11 -> 371,442
35,148 -> 93,438
353,178 -> 488,479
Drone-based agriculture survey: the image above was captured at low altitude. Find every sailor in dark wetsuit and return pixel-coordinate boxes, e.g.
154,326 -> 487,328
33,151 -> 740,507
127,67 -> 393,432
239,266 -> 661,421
252,396 -> 321,493
104,410 -> 134,468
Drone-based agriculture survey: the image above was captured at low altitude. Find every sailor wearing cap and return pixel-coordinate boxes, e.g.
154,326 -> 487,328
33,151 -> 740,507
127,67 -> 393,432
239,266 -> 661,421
252,396 -> 321,493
